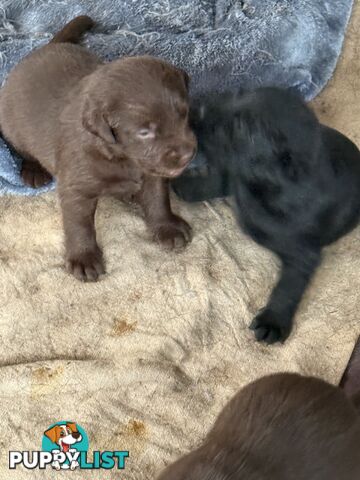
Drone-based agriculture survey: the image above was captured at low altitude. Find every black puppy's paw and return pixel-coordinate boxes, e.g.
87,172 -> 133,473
250,309 -> 292,344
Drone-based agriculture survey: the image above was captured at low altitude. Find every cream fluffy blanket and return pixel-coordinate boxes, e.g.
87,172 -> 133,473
0,191 -> 359,479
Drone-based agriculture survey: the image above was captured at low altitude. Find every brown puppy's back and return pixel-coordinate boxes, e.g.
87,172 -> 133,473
0,16 -> 99,173
158,373 -> 360,480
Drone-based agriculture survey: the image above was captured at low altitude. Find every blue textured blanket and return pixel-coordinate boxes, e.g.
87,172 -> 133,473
0,0 -> 354,195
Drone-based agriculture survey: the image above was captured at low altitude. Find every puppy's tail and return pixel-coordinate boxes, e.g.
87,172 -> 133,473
50,15 -> 95,44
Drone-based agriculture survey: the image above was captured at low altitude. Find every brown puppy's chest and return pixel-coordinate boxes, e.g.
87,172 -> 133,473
96,165 -> 144,201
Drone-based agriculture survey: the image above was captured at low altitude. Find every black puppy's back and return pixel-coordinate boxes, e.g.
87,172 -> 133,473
319,125 -> 360,243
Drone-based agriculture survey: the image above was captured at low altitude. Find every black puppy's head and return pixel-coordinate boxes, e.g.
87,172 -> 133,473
173,87 -> 322,202
190,87 -> 321,174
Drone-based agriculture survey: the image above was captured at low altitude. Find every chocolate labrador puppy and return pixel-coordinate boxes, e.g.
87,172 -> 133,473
173,88 -> 360,343
158,350 -> 360,480
0,16 -> 196,281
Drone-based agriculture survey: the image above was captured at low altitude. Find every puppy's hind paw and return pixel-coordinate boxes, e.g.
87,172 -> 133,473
250,309 -> 292,345
21,160 -> 52,188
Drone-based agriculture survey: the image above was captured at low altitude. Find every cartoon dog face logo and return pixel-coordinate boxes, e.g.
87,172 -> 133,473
44,422 -> 83,470
44,422 -> 82,452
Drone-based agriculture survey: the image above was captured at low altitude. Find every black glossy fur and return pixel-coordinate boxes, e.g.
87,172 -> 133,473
173,88 -> 360,343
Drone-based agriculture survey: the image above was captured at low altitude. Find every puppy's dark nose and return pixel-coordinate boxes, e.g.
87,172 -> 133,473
72,431 -> 81,439
180,146 -> 197,164
169,145 -> 196,167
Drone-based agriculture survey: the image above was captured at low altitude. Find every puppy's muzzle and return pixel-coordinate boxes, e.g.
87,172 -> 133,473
165,144 -> 197,168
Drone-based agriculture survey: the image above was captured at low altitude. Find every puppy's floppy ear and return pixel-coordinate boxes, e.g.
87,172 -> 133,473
66,422 -> 78,433
82,97 -> 116,144
180,69 -> 190,90
162,63 -> 190,92
44,425 -> 60,444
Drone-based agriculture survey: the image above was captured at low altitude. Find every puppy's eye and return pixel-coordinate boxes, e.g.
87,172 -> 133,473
136,128 -> 155,139
60,431 -> 65,437
110,127 -> 118,142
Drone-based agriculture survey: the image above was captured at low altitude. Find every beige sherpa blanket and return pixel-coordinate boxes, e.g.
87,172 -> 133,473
1,4 -> 360,480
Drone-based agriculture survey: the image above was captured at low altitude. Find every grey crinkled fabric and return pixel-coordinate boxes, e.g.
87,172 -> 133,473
0,0 -> 354,195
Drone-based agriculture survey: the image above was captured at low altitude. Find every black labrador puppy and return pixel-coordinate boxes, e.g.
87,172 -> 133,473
173,88 -> 360,344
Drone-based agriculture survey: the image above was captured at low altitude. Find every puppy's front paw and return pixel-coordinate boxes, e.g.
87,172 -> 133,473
21,161 -> 52,188
250,309 -> 292,344
153,215 -> 192,249
66,248 -> 105,282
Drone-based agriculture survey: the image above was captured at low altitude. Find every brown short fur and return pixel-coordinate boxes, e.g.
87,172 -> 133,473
341,336 -> 360,406
0,16 -> 196,281
158,372 -> 360,480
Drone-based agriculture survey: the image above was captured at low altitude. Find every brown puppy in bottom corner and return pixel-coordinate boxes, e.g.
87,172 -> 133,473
0,16 -> 196,281
158,345 -> 360,480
